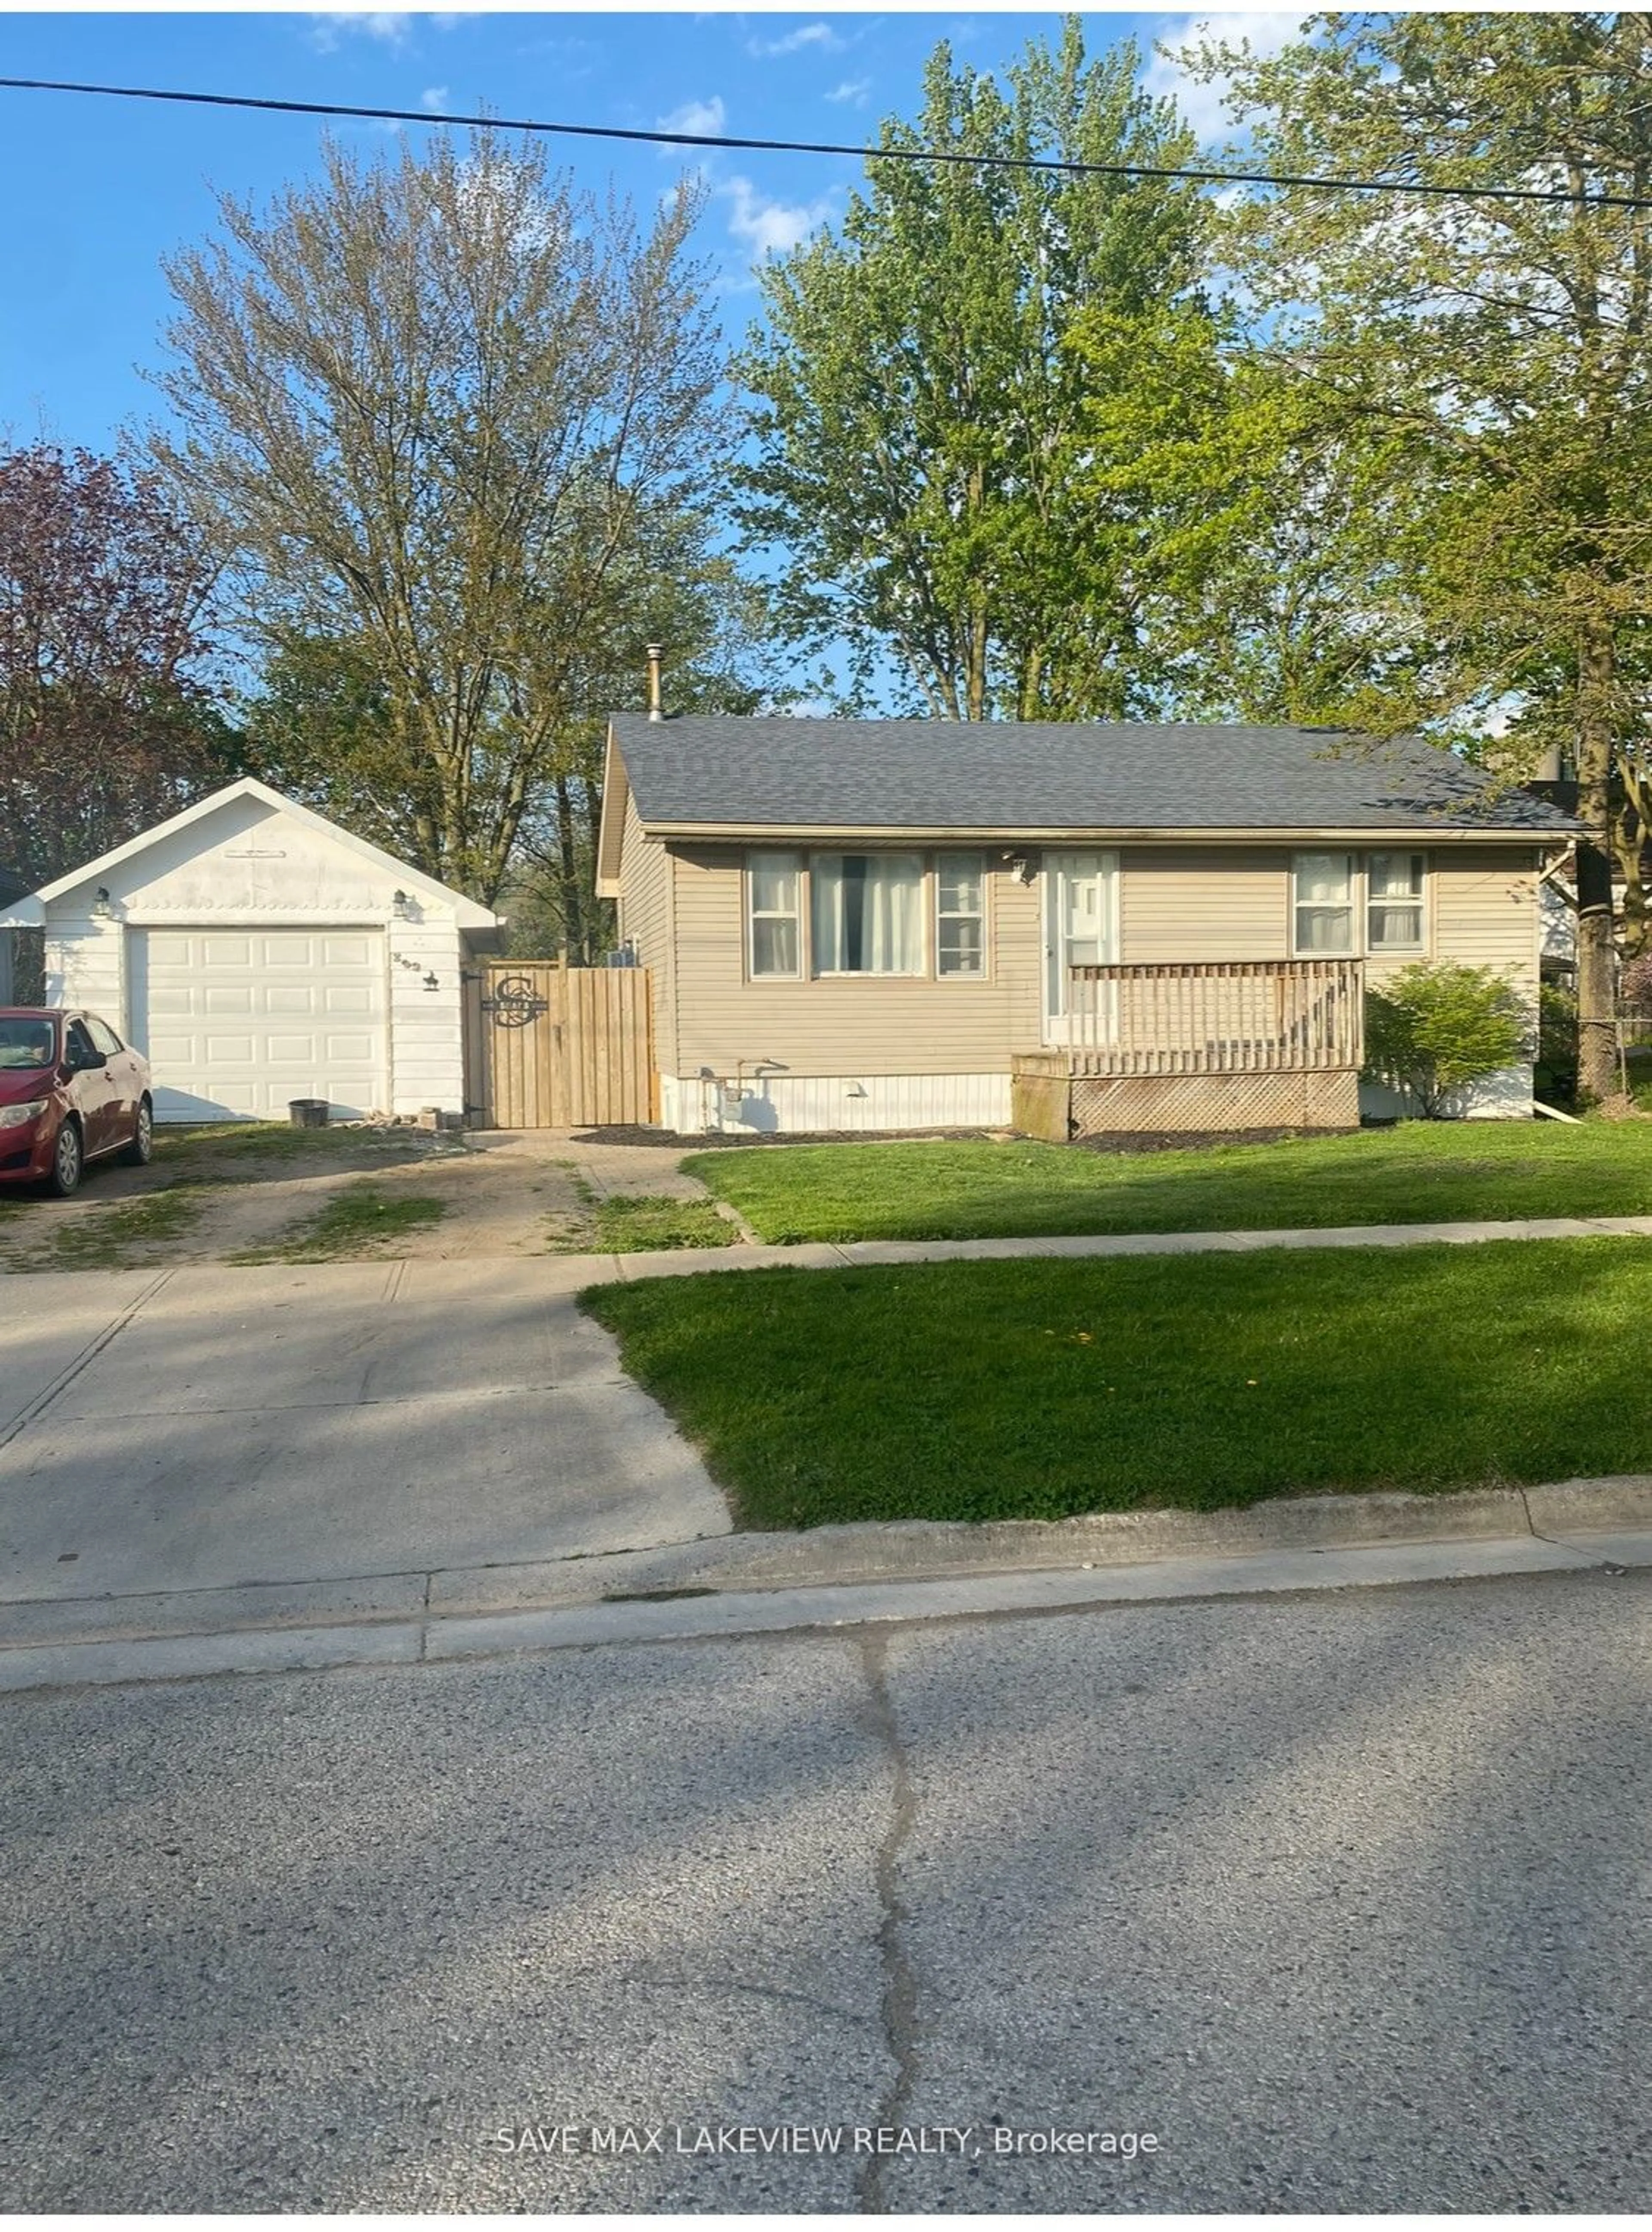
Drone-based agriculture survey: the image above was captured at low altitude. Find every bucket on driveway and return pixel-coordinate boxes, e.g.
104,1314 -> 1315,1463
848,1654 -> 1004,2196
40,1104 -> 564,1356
288,1098 -> 330,1128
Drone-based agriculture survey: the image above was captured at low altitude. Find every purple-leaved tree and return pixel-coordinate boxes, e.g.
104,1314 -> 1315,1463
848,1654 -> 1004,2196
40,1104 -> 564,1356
0,444 -> 236,888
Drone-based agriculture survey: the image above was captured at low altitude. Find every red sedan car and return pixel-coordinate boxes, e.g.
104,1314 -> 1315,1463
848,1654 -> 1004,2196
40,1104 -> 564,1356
0,1009 -> 154,1196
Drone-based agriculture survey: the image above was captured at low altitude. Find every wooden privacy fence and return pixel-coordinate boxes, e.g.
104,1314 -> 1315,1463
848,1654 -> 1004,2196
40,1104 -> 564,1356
1065,958 -> 1364,1076
463,962 -> 656,1129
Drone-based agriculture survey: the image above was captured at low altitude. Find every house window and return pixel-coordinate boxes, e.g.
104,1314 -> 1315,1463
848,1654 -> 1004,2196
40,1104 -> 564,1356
811,853 -> 924,975
1367,852 -> 1426,950
1293,852 -> 1356,953
935,853 -> 986,978
748,850 -> 802,978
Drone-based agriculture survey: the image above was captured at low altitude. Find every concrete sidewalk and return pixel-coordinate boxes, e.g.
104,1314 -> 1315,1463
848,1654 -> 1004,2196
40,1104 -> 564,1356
591,1209 -> 1652,1283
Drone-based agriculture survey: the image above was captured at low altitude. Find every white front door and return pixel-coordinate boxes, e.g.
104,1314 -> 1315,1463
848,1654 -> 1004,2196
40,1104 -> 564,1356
131,926 -> 387,1121
1043,851 -> 1119,1044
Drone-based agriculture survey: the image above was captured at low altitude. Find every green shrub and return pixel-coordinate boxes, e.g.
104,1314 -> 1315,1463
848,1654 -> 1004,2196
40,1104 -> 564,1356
1535,981 -> 1579,1108
1364,962 -> 1532,1119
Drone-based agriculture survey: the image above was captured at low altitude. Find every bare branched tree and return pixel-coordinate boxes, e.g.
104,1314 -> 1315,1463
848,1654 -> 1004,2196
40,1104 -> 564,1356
153,132 -> 729,905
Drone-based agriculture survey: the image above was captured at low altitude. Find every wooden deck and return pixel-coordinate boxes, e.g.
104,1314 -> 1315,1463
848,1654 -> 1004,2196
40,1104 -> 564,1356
1014,959 -> 1365,1138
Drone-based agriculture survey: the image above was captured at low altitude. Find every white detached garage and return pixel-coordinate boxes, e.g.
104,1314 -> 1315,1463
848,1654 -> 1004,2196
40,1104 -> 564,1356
0,779 -> 499,1122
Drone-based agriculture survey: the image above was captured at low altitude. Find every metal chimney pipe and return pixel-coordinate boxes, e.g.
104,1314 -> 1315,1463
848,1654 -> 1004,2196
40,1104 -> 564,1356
645,643 -> 665,722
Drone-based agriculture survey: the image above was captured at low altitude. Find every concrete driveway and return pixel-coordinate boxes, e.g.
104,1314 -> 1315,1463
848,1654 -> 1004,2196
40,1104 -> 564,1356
0,1261 -> 729,1605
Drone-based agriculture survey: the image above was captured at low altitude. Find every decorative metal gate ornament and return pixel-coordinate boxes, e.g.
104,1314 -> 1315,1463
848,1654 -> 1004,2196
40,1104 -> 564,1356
481,974 -> 550,1029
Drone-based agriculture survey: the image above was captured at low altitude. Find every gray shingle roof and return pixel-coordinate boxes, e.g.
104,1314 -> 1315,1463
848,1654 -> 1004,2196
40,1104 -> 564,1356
610,714 -> 1580,838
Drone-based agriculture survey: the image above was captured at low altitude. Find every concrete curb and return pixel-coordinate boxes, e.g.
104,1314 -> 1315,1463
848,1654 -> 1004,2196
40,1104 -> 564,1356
1,1526 -> 1646,1696
3,1477 -> 1648,1686
427,1485 -> 1557,1614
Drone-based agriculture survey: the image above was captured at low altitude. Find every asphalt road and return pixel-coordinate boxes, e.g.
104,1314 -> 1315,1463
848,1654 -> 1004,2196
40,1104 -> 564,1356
1,1566 -> 1647,2212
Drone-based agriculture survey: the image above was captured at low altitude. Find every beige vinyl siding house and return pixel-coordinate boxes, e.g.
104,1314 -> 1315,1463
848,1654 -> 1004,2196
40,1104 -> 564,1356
598,715 -> 1575,1135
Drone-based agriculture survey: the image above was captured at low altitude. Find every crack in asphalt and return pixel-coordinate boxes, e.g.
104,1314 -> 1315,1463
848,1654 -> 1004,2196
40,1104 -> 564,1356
856,1630 -> 921,2215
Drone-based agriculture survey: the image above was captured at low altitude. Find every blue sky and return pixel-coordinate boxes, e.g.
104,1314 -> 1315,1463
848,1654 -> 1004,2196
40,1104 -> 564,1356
0,7 -> 1296,454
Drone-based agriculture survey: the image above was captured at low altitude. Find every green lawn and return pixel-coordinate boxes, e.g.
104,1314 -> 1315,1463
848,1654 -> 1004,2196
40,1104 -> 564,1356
584,1239 -> 1652,1531
684,1122 -> 1652,1245
544,1165 -> 734,1253
586,1194 -> 734,1252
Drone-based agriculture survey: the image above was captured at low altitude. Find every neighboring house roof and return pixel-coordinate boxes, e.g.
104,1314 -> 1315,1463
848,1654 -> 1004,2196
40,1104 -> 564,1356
0,777 -> 500,930
604,714 -> 1583,849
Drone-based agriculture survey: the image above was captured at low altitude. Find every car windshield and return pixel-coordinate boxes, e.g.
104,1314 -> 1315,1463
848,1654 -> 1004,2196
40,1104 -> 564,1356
0,1018 -> 57,1070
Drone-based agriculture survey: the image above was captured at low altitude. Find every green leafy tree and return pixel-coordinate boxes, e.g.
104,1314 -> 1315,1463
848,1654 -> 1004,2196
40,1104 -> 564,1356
1062,313 -> 1433,723
504,529 -> 765,960
1365,962 -> 1532,1117
1202,9 -> 1652,1098
241,633 -> 403,847
737,19 -> 1210,720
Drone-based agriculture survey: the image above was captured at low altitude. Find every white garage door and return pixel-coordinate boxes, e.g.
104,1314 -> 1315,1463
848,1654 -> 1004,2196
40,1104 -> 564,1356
134,928 -> 386,1122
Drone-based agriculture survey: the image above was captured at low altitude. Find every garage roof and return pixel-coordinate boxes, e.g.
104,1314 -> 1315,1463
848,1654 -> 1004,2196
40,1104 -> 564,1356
0,778 -> 500,929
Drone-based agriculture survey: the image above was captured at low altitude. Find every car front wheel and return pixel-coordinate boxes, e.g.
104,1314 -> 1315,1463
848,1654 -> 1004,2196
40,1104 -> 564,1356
121,1097 -> 154,1167
46,1119 -> 83,1198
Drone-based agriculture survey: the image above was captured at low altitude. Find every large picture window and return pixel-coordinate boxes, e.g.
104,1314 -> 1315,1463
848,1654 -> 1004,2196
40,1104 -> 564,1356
1293,853 -> 1356,953
1367,852 -> 1426,949
811,853 -> 924,975
747,851 -> 802,978
935,853 -> 986,977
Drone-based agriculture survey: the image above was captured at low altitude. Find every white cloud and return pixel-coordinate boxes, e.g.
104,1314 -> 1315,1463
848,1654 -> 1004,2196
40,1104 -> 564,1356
657,95 -> 726,140
309,11 -> 413,51
1143,12 -> 1306,146
748,22 -> 843,59
825,77 -> 872,108
723,176 -> 834,261
421,85 -> 450,111
308,9 -> 462,52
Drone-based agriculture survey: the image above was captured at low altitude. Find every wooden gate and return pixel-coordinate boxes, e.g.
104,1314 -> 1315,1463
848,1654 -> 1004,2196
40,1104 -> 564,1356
463,963 -> 656,1128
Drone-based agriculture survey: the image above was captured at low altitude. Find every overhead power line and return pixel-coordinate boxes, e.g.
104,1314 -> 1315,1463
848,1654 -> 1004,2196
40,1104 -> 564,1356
3,73 -> 1652,211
